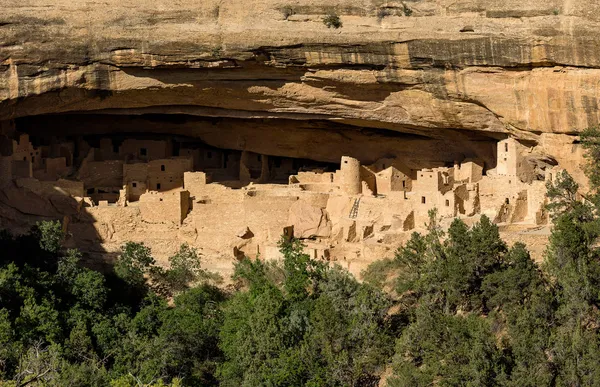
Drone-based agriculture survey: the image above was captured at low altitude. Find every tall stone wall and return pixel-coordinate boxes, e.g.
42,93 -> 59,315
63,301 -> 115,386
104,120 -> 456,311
340,156 -> 361,195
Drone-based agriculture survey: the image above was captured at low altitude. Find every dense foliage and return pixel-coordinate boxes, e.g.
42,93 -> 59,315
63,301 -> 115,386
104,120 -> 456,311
0,229 -> 223,386
5,128 -> 600,386
0,228 -> 392,386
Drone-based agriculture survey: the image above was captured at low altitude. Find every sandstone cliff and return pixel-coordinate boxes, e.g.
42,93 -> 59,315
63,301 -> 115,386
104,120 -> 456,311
1,0 -> 598,173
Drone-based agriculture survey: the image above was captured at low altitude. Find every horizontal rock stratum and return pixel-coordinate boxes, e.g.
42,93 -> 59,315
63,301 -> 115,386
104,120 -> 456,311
1,0 -> 599,134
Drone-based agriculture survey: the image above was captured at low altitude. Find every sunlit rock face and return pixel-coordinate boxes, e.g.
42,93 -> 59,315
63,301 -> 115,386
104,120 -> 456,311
0,0 -> 596,275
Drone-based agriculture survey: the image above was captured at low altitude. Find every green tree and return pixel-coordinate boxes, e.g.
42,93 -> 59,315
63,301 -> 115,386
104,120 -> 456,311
218,238 -> 392,386
36,220 -> 63,254
114,242 -> 155,288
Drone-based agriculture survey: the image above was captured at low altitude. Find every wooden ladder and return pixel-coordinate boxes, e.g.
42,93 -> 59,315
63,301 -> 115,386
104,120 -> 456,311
349,198 -> 361,219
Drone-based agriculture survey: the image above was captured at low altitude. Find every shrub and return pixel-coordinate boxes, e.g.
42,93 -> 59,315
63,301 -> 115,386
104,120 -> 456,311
377,7 -> 392,21
211,45 -> 222,59
281,6 -> 295,20
323,13 -> 342,29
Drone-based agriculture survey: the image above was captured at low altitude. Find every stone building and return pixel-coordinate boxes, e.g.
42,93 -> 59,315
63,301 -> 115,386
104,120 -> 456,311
96,138 -> 120,161
148,157 -> 193,191
119,139 -> 171,161
139,190 -> 190,225
454,158 -> 484,183
12,134 -> 42,170
183,171 -> 208,199
496,138 -> 534,181
375,165 -> 413,194
339,156 -> 361,195
123,162 -> 149,201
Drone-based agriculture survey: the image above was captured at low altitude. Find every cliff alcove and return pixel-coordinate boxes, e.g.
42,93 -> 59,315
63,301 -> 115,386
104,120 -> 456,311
1,0 -> 597,275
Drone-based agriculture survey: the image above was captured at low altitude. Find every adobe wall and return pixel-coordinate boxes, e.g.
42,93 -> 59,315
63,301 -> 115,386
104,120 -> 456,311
375,167 -> 412,194
12,160 -> 32,178
244,195 -> 299,243
190,183 -> 246,204
454,183 -> 479,217
89,188 -> 121,204
12,134 -> 42,170
526,181 -> 548,225
148,158 -> 193,191
496,139 -> 533,181
360,166 -> 377,196
289,171 -> 335,184
454,159 -> 483,183
123,162 -> 148,182
119,139 -> 170,161
413,169 -> 438,193
183,171 -> 207,199
179,148 -> 201,170
97,138 -> 120,161
123,162 -> 149,201
510,191 -> 528,223
40,157 -> 69,181
139,190 -> 190,225
272,159 -> 295,181
84,160 -> 124,188
479,175 -> 524,220
197,148 -> 225,170
190,194 -> 298,259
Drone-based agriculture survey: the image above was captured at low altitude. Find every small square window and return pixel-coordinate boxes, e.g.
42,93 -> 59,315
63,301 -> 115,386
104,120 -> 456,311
157,183 -> 161,190
140,148 -> 147,156
132,182 -> 137,188
161,165 -> 165,171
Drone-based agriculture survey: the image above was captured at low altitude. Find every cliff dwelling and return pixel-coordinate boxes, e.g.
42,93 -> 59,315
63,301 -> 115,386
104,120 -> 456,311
0,110 -> 561,276
1,0 -> 595,276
